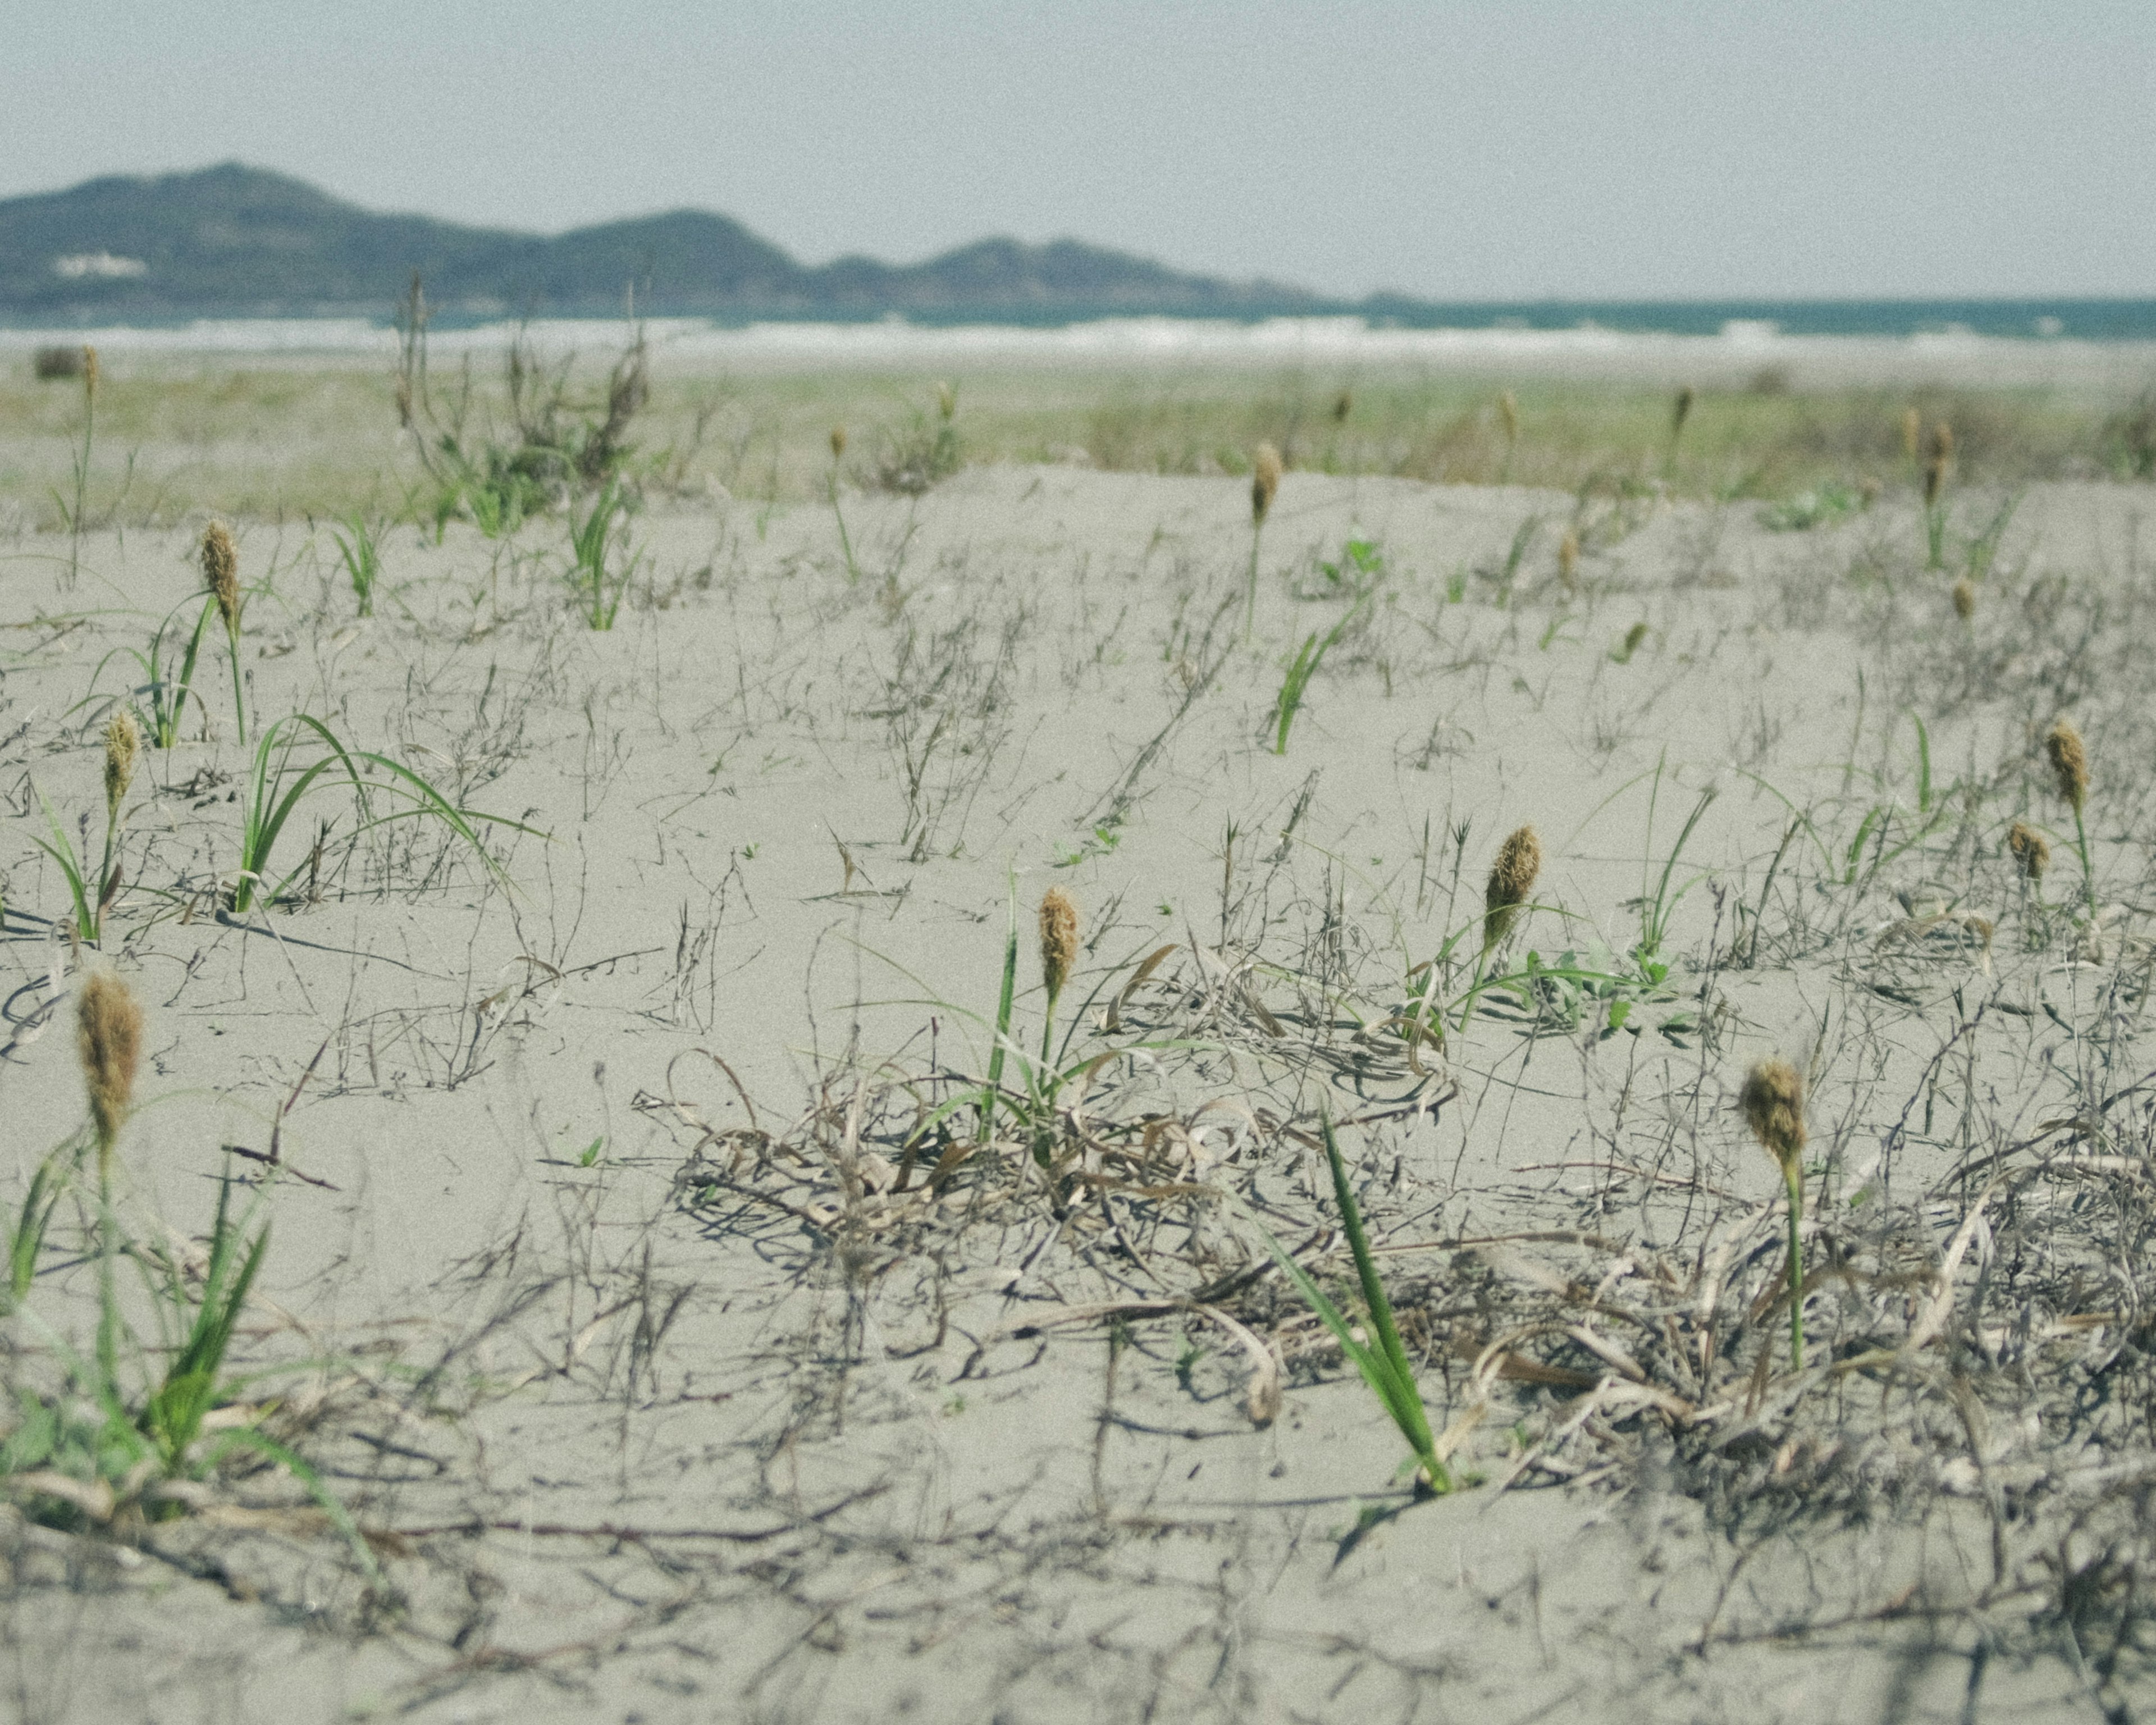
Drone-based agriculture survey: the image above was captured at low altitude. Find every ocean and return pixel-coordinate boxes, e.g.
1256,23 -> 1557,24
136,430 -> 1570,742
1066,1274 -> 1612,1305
2,302 -> 2153,386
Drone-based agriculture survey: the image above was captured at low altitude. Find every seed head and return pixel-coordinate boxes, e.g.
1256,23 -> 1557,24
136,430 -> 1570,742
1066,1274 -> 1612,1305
1739,1057 -> 1806,1183
1924,423 -> 1957,506
2007,820 -> 2049,882
1672,385 -> 1694,437
1951,577 -> 1975,620
1332,389 -> 1353,423
1900,407 -> 1922,462
1039,887 -> 1079,1003
1557,528 -> 1581,588
103,708 -> 141,820
83,345 -> 99,405
1498,390 -> 1520,444
2045,718 -> 2089,816
1483,824 -> 1542,948
1250,442 -> 1282,527
829,425 -> 847,462
200,522 -> 241,633
937,381 -> 957,421
77,970 -> 142,1156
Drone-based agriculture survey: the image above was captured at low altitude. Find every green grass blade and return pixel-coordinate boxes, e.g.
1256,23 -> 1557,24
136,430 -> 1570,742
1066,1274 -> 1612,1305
1729,769 -> 1834,872
342,750 -> 533,876
170,598 -> 213,740
980,875 -> 1020,1139
33,786 -> 95,938
204,1426 -> 385,1589
7,1156 -> 64,1306
1244,1206 -> 1392,1398
1319,1114 -> 1441,1473
1643,786 -> 1717,953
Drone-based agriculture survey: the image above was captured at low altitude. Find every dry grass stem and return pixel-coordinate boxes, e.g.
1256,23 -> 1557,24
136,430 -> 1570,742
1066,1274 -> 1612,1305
1741,1056 -> 1810,1368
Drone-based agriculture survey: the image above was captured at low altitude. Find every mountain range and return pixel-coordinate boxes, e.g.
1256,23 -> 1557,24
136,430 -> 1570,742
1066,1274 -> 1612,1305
0,163 -> 1339,323
9,166 -> 2148,339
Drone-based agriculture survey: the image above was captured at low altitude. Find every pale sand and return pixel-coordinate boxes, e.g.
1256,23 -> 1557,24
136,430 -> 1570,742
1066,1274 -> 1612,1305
1,466 -> 2152,1720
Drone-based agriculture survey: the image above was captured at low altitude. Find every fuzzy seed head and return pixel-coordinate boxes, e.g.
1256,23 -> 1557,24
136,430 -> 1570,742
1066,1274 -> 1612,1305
937,381 -> 957,421
1924,423 -> 1956,506
103,708 -> 141,819
1039,888 -> 1079,1002
200,522 -> 241,632
1739,1057 -> 1806,1183
1498,390 -> 1520,443
1901,407 -> 1922,461
829,425 -> 847,461
77,970 -> 142,1154
1672,385 -> 1694,436
83,345 -> 99,404
2007,820 -> 2050,882
1483,824 -> 1542,948
2045,718 -> 2090,815
1951,577 -> 1975,620
1332,389 -> 1352,423
1557,528 -> 1581,587
1250,442 -> 1283,526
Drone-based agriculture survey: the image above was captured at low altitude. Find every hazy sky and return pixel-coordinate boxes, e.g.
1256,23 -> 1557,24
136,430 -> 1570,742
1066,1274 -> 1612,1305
6,2 -> 2152,300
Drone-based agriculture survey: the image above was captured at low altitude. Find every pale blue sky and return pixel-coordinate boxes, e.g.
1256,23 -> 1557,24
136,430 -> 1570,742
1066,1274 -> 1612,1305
6,1 -> 2151,299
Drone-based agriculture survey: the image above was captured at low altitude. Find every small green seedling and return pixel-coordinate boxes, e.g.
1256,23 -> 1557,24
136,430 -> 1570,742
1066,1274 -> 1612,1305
568,480 -> 636,629
330,514 -> 381,617
1272,592 -> 1369,754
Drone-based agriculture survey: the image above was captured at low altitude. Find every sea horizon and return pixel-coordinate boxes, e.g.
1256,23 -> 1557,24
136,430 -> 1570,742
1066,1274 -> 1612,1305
4,296 -> 2155,343
6,301 -> 2154,390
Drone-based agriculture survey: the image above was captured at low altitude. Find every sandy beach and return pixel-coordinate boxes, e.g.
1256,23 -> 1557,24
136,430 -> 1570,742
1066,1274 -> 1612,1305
3,446 -> 2154,1721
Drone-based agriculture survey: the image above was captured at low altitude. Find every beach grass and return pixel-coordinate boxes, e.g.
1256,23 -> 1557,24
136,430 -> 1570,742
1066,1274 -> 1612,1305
2,359 -> 2145,528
